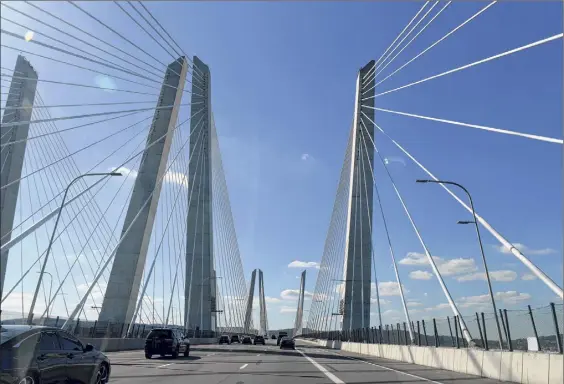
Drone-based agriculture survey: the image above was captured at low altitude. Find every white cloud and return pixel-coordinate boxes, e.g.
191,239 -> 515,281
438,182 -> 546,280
371,298 -> 391,305
409,270 -> 433,280
399,252 -> 477,276
376,281 -> 409,297
458,291 -> 531,308
111,166 -> 138,178
288,260 -> 320,269
495,291 -> 531,304
521,273 -> 537,281
456,270 -> 517,282
495,243 -> 556,256
265,296 -> 282,304
407,301 -> 423,307
301,153 -> 312,161
108,167 -> 188,188
399,252 -> 439,266
280,306 -> 297,314
280,289 -> 313,300
424,303 -> 450,312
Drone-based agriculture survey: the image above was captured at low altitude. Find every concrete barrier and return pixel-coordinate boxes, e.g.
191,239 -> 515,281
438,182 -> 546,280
304,339 -> 563,384
83,338 -> 218,352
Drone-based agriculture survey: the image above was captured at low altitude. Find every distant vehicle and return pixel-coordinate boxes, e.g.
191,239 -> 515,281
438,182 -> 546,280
271,334 -> 277,340
280,337 -> 295,350
242,336 -> 252,345
230,335 -> 240,344
218,335 -> 230,345
0,325 -> 111,384
253,335 -> 265,345
276,332 -> 288,346
144,328 -> 189,359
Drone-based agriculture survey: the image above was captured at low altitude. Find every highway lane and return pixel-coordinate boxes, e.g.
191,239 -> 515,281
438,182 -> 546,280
105,340 -> 504,384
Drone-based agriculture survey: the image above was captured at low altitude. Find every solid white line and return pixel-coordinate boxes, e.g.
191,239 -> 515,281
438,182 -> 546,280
157,363 -> 174,368
239,363 -> 248,370
334,353 -> 443,384
298,349 -> 344,384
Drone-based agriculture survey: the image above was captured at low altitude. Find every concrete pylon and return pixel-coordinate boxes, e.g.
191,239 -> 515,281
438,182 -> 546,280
293,270 -> 306,336
99,56 -> 188,329
0,55 -> 37,299
341,60 -> 375,331
258,269 -> 268,335
184,56 -> 216,334
243,269 -> 256,334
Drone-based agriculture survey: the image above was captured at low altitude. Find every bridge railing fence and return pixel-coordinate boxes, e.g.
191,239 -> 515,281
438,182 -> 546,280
299,302 -> 563,354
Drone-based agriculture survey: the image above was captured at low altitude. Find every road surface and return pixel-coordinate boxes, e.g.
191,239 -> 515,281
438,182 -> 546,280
106,339 -> 502,384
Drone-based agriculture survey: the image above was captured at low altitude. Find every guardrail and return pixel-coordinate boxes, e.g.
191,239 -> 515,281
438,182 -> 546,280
302,302 -> 563,353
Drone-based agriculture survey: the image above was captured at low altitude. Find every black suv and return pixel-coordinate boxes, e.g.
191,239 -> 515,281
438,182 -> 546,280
253,335 -> 265,345
218,335 -> 230,345
230,334 -> 240,343
145,328 -> 190,359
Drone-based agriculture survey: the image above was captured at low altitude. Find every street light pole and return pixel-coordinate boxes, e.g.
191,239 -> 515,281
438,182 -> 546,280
27,172 -> 122,325
417,179 -> 504,350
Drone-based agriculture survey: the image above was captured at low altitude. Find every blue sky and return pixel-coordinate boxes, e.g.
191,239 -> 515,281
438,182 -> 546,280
1,1 -> 562,332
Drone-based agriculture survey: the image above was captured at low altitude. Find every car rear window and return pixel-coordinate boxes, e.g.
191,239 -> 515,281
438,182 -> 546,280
148,330 -> 171,338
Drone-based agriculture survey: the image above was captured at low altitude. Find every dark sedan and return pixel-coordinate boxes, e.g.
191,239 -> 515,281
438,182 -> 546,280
0,325 -> 110,384
280,337 -> 295,350
253,335 -> 265,345
241,336 -> 252,345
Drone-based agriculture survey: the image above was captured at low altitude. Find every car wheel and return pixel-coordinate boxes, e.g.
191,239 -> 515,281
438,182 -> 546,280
17,375 -> 36,384
184,348 -> 189,357
94,363 -> 109,384
145,352 -> 152,359
172,347 -> 179,359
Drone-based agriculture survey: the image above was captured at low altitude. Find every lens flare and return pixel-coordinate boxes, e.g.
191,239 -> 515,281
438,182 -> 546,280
24,31 -> 34,42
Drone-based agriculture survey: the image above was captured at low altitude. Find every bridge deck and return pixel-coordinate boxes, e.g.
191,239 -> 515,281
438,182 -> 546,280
106,340 -> 504,384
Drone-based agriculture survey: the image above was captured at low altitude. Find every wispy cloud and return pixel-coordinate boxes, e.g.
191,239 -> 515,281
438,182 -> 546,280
456,270 -> 517,282
521,273 -> 537,281
399,252 -> 477,276
108,166 -> 189,188
384,156 -> 406,167
494,243 -> 556,256
288,260 -> 320,269
373,281 -> 409,297
458,291 -> 531,308
301,153 -> 312,161
280,289 -> 313,300
280,306 -> 297,314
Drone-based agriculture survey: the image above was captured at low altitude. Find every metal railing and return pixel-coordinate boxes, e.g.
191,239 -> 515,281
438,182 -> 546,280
300,302 -> 563,354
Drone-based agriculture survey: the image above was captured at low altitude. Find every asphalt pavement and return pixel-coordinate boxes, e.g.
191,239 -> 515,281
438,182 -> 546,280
105,339 -> 505,384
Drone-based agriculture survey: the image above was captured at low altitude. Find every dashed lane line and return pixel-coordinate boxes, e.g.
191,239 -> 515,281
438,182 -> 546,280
156,363 -> 174,368
239,363 -> 248,370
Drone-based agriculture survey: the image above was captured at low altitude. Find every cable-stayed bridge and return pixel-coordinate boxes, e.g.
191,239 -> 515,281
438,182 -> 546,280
1,2 -> 562,384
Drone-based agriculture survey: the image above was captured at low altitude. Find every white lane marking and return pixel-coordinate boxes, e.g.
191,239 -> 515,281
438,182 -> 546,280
298,349 -> 344,384
207,353 -> 216,356
157,363 -> 174,368
335,353 -> 444,384
256,354 -> 261,356
239,363 -> 248,370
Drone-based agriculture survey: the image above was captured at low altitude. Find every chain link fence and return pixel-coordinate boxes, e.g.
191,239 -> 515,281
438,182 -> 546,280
300,302 -> 563,354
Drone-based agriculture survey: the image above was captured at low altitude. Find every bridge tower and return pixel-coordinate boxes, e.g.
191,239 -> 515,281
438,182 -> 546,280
341,60 -> 376,331
98,56 -> 188,329
243,269 -> 257,333
258,269 -> 268,335
0,55 -> 38,299
184,56 -> 217,334
293,270 -> 306,336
